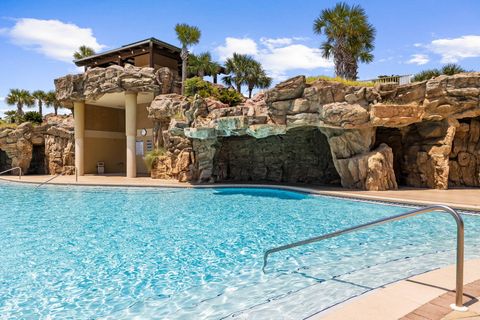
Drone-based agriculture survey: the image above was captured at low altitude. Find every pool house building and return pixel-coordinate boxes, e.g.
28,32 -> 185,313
69,38 -> 182,178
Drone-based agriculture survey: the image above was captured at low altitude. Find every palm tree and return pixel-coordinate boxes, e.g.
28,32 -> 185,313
31,90 -> 47,117
175,23 -> 201,95
45,91 -> 62,116
188,52 -> 222,82
73,45 -> 96,60
244,61 -> 272,98
6,89 -> 34,121
222,53 -> 254,94
313,2 -> 376,80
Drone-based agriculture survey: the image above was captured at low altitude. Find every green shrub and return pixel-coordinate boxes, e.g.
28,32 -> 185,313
412,69 -> 441,82
143,148 -> 166,171
215,88 -> 243,106
24,111 -> 43,124
184,77 -> 215,97
185,77 -> 243,107
413,64 -> 467,82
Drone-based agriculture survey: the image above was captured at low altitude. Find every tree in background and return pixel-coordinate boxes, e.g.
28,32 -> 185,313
223,53 -> 271,97
175,23 -> 201,95
188,52 -> 223,83
222,53 -> 253,94
31,90 -> 47,117
6,89 -> 34,122
244,61 -> 272,98
313,2 -> 375,80
413,64 -> 467,82
73,45 -> 96,60
45,91 -> 63,116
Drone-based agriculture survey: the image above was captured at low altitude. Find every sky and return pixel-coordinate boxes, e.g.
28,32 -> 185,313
0,0 -> 479,117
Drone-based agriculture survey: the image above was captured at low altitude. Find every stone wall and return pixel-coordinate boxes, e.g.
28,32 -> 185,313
449,117 -> 480,187
213,127 -> 340,184
145,72 -> 480,190
0,115 -> 75,175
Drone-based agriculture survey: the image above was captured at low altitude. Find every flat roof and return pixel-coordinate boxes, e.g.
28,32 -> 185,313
73,37 -> 181,66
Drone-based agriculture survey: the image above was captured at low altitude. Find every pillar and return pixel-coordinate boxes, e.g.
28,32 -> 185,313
74,100 -> 85,176
125,92 -> 137,178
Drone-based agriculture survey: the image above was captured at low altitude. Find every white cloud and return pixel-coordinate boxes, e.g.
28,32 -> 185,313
216,37 -> 258,60
406,54 -> 430,65
428,35 -> 480,63
2,18 -> 105,63
216,37 -> 333,80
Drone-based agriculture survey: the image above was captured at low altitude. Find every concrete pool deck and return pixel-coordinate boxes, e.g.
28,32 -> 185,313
1,174 -> 479,212
1,174 -> 479,319
316,259 -> 480,320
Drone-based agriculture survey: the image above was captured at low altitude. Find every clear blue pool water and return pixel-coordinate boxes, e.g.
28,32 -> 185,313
0,181 -> 479,319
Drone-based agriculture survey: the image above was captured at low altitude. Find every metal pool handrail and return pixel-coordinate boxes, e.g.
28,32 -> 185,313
0,167 -> 22,179
36,166 -> 78,188
262,205 -> 467,311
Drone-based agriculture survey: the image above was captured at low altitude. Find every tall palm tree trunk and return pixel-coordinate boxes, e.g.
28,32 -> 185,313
235,82 -> 242,93
17,103 -> 24,116
180,46 -> 188,95
38,101 -> 43,117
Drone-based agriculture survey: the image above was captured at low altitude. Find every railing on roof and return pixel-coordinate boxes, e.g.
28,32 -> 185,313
362,74 -> 413,85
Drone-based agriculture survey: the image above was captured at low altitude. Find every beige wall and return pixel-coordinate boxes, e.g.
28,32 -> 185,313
136,103 -> 152,129
85,105 -> 125,132
83,103 -> 156,176
85,136 -> 126,174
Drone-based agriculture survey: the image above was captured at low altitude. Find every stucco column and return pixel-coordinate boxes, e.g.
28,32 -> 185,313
74,100 -> 85,176
125,92 -> 137,178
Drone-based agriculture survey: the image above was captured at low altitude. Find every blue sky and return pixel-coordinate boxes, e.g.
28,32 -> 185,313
0,0 -> 479,117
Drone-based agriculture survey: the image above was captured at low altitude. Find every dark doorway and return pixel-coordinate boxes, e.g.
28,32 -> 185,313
28,145 -> 46,174
0,149 -> 11,172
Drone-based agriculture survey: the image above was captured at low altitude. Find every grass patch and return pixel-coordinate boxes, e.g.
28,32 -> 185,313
306,75 -> 374,87
143,148 -> 167,171
0,121 -> 17,129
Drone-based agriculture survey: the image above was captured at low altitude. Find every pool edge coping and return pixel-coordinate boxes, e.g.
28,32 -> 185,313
1,176 -> 479,213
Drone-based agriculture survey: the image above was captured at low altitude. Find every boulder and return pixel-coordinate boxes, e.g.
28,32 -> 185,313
265,75 -> 306,103
334,143 -> 398,190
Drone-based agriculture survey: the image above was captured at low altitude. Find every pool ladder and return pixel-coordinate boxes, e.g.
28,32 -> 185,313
36,167 -> 78,188
0,167 -> 22,179
263,205 -> 467,311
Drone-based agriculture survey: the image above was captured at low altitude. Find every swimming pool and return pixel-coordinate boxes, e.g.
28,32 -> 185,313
0,182 -> 479,319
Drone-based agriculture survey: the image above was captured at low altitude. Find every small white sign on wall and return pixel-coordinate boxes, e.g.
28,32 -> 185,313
136,141 -> 144,156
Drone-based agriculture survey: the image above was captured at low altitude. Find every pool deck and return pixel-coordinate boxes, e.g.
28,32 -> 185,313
315,259 -> 480,320
1,174 -> 480,319
1,174 -> 479,212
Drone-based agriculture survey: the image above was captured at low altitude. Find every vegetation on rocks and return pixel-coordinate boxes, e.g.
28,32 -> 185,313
185,77 -> 243,106
306,75 -> 374,86
144,148 -> 166,171
413,63 -> 467,82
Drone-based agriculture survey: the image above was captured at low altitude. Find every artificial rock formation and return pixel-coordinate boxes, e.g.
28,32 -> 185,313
0,115 -> 75,176
146,72 -> 480,190
55,64 -> 180,105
